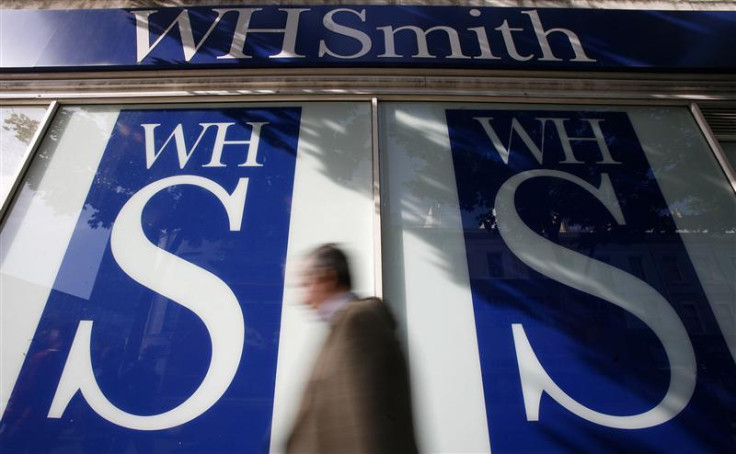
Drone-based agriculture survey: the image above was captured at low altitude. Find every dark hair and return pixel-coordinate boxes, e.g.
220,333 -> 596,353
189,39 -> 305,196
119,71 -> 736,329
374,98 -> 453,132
309,243 -> 352,290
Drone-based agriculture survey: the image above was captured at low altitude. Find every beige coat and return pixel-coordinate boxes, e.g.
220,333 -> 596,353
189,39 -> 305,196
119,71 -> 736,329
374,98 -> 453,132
286,298 -> 418,454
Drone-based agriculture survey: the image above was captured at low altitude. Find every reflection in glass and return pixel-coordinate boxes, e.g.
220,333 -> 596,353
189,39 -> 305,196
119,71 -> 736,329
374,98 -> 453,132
721,142 -> 736,169
381,102 -> 736,453
0,105 -> 47,205
1,104 -> 304,453
1,102 -> 376,453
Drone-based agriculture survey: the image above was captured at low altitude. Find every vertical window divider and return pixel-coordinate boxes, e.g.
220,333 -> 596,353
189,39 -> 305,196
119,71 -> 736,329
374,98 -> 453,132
371,97 -> 383,299
691,102 -> 736,195
0,101 -> 60,228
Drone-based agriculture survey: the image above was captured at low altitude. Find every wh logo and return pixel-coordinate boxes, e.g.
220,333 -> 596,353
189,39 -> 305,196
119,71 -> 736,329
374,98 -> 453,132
476,115 -> 697,429
142,121 -> 269,169
47,120 -> 273,430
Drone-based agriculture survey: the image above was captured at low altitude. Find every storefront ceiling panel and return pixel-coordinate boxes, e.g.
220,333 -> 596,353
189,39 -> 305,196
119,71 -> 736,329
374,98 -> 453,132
3,70 -> 736,103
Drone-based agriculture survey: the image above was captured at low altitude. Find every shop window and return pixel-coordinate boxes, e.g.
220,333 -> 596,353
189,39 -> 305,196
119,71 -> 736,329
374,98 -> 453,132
714,304 -> 735,337
0,102 -> 374,453
380,102 -> 736,453
721,141 -> 736,168
661,254 -> 684,283
680,301 -> 704,334
486,252 -> 504,278
699,104 -> 736,169
628,254 -> 647,280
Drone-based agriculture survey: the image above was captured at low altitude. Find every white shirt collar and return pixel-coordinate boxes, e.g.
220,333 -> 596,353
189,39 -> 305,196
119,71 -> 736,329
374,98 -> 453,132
316,291 -> 354,323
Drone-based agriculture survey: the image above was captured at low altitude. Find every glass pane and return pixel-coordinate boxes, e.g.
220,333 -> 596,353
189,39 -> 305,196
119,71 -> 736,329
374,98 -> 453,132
0,105 -> 48,205
0,102 -> 374,453
721,141 -> 736,168
381,102 -> 736,453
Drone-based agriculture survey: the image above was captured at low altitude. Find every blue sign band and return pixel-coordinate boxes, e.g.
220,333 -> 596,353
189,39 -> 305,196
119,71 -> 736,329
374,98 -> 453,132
1,6 -> 734,71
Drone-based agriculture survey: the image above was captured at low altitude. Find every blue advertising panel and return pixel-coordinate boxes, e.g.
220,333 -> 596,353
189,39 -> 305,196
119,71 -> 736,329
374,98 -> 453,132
1,6 -> 734,72
445,110 -> 736,452
0,107 -> 301,452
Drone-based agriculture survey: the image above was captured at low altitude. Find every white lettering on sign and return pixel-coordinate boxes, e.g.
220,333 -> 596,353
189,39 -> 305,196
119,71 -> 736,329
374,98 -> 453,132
495,19 -> 534,61
142,122 -> 269,169
216,8 -> 309,60
133,9 -> 228,63
522,10 -> 596,62
376,25 -> 471,59
474,117 -> 621,165
319,9 -> 372,59
133,8 -> 597,64
494,170 -> 697,429
47,176 -> 248,430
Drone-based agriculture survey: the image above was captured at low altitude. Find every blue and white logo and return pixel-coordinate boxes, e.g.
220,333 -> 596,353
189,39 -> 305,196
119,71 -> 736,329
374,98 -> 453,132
446,109 -> 736,452
0,107 -> 301,452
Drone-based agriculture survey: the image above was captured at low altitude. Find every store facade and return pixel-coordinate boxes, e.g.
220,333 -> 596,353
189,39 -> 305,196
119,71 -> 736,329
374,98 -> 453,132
1,2 -> 735,453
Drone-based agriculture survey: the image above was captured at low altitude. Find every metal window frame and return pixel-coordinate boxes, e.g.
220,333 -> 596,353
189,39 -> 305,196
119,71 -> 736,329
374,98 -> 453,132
3,68 -> 736,104
0,101 -> 59,227
371,97 -> 383,298
690,103 -> 736,194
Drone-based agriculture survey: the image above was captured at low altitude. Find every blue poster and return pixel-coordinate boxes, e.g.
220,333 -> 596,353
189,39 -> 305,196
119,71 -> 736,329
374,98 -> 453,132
446,110 -> 735,452
0,107 -> 301,452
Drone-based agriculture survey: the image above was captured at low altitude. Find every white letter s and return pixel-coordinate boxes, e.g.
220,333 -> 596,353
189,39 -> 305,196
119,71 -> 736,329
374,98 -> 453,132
495,170 -> 696,429
319,9 -> 371,59
48,176 -> 247,430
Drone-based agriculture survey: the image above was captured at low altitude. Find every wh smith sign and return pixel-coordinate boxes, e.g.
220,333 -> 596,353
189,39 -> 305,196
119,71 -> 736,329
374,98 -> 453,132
1,6 -> 735,71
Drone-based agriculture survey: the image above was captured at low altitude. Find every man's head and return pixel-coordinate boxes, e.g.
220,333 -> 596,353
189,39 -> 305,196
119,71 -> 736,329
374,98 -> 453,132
301,244 -> 352,310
